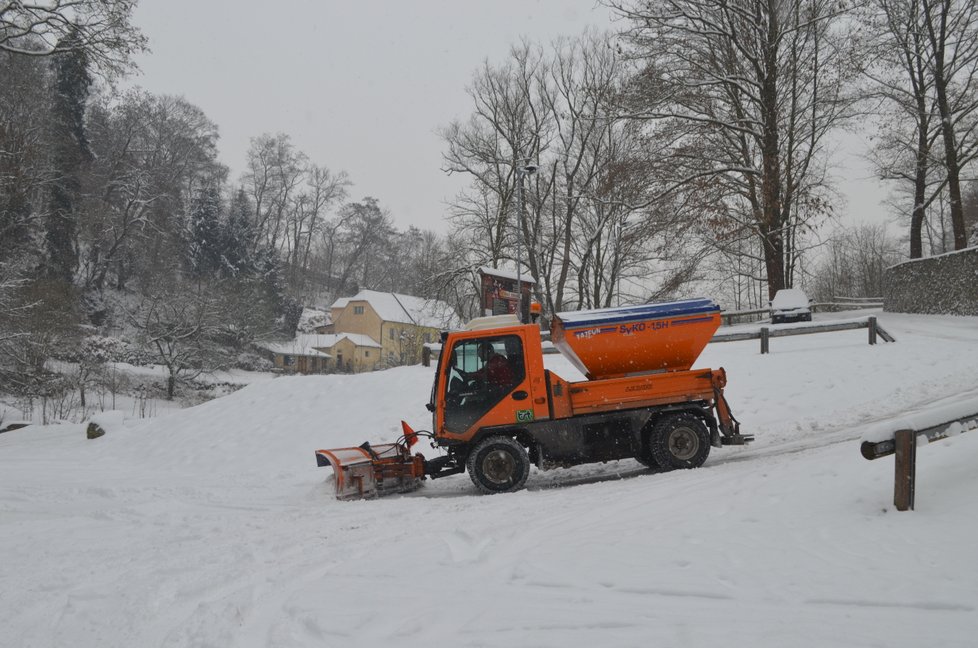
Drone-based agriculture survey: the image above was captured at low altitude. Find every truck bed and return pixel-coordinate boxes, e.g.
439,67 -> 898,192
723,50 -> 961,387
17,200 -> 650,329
545,367 -> 724,420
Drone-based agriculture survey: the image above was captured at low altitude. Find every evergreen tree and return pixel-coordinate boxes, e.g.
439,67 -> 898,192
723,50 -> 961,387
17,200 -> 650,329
221,188 -> 254,276
188,186 -> 223,277
44,28 -> 91,284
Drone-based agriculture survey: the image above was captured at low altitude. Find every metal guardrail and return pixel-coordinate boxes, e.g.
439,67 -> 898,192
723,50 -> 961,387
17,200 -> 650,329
860,411 -> 978,511
711,316 -> 895,353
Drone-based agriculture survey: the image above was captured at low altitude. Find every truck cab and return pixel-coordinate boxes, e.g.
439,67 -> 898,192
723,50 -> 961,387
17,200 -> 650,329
431,324 -> 547,445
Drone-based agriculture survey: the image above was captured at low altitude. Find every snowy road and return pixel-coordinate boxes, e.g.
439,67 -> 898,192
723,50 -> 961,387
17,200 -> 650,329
2,311 -> 977,647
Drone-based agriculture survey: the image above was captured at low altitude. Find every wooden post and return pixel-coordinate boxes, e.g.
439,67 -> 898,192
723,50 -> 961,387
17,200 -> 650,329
893,429 -> 916,511
760,327 -> 769,354
421,346 -> 431,367
868,316 -> 877,345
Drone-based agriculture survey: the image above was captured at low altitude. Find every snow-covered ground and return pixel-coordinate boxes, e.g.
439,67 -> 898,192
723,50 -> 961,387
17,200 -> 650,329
2,310 -> 977,647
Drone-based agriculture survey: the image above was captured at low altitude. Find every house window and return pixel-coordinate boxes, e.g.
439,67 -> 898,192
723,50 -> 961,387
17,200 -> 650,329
283,355 -> 295,366
354,305 -> 364,315
365,350 -> 370,358
389,328 -> 395,340
424,333 -> 431,343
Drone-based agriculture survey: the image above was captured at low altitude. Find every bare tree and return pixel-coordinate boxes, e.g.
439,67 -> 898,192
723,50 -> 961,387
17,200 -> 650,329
861,0 -> 940,258
861,0 -> 978,256
126,282 -> 228,400
441,42 -> 553,275
79,91 -> 224,292
613,0 -> 859,299
808,223 -> 904,300
242,133 -> 306,257
0,51 -> 51,260
921,0 -> 978,250
284,163 -> 349,291
442,33 -> 693,312
0,0 -> 146,76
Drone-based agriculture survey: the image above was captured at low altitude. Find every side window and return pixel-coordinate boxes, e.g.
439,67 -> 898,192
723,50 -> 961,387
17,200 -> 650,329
442,335 -> 525,433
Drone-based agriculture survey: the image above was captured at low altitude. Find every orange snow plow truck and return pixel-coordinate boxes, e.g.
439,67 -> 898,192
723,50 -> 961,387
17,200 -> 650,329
316,298 -> 751,500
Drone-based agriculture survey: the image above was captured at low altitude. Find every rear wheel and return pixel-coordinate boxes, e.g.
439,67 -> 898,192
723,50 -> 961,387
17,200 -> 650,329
648,414 -> 710,471
634,446 -> 661,470
467,436 -> 530,494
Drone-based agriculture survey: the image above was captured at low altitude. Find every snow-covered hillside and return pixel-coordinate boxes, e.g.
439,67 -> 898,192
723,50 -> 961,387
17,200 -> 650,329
2,311 -> 977,647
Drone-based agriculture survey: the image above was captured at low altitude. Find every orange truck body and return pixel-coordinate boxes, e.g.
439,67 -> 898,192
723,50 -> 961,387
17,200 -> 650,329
431,323 -> 730,443
317,298 -> 749,498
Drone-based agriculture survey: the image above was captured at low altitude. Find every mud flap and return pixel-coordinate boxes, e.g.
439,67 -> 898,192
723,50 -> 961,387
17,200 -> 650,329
315,443 -> 423,500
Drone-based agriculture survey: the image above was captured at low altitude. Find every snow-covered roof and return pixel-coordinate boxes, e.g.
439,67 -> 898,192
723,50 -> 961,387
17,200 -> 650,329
258,333 -> 381,356
296,308 -> 331,333
327,333 -> 382,349
258,335 -> 333,358
478,266 -> 536,285
464,314 -> 521,331
331,290 -> 460,329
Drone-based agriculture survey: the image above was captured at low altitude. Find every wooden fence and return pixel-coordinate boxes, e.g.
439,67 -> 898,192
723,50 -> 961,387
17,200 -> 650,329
721,300 -> 883,326
860,411 -> 978,511
711,316 -> 895,354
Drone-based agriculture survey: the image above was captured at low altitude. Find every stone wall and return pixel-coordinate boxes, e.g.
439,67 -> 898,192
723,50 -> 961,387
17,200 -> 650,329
884,247 -> 978,315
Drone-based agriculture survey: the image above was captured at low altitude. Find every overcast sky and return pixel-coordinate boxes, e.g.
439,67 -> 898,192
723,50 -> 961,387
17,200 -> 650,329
129,0 -> 889,232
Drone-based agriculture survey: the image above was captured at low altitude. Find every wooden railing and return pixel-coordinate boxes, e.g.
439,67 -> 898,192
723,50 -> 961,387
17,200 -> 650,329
711,316 -> 895,353
720,301 -> 883,326
860,411 -> 978,511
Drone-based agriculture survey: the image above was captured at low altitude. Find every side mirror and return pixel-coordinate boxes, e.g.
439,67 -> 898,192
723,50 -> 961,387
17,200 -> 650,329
425,402 -> 435,413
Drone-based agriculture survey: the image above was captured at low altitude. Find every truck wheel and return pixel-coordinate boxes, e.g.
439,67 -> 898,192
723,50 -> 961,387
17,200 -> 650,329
648,414 -> 710,471
634,450 -> 661,470
467,436 -> 530,494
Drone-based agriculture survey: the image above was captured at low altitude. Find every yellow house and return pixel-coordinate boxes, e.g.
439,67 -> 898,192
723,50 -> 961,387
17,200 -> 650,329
330,290 -> 459,367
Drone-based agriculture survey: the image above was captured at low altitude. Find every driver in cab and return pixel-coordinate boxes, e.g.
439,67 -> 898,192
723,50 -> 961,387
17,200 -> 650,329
449,341 -> 515,398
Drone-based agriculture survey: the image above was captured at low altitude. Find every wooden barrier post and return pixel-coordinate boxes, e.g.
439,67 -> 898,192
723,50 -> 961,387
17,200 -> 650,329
760,327 -> 770,354
893,429 -> 916,511
868,316 -> 878,345
421,346 -> 431,367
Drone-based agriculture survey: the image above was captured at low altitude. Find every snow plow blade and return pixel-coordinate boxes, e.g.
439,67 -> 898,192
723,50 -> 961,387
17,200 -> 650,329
315,437 -> 424,501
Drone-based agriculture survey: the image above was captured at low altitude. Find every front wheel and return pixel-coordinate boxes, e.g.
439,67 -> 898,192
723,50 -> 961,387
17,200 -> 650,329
466,436 -> 530,494
648,414 -> 711,471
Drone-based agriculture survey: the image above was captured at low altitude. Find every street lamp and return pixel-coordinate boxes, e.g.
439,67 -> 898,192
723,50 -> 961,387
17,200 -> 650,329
515,160 -> 538,322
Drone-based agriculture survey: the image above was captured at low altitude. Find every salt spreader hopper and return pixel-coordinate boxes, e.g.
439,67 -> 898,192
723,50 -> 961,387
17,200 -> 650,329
316,298 -> 751,499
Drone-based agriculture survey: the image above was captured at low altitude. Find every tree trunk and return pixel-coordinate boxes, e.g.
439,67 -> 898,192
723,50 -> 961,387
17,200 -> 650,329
924,0 -> 969,250
910,149 -> 928,258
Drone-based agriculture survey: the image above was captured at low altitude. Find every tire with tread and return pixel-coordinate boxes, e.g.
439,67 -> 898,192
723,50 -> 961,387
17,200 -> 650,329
466,435 -> 530,494
648,413 -> 710,471
634,448 -> 661,470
